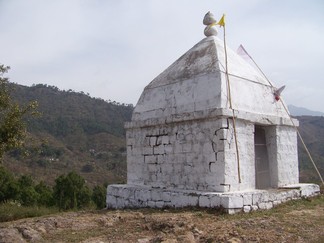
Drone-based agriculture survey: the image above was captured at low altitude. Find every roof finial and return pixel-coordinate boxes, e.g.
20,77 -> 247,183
203,11 -> 218,37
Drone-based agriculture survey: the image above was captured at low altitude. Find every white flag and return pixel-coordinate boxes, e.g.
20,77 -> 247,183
236,44 -> 250,60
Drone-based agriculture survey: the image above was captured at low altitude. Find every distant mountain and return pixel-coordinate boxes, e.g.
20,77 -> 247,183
288,105 -> 324,117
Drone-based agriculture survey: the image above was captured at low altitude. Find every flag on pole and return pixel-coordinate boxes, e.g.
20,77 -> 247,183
236,44 -> 264,76
274,85 -> 286,101
217,14 -> 225,27
236,44 -> 250,60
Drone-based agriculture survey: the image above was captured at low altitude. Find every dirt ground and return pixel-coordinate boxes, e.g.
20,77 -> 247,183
1,196 -> 324,243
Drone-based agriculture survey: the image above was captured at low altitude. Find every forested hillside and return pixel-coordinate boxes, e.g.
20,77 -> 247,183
3,83 -> 133,187
2,83 -> 324,187
298,116 -> 324,183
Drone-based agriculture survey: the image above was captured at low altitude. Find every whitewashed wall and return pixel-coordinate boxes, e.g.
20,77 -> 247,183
267,125 -> 299,187
127,118 -> 230,192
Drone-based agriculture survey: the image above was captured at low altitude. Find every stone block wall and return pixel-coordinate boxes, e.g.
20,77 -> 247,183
106,183 -> 320,213
222,119 -> 255,192
127,117 -> 233,192
267,125 -> 299,187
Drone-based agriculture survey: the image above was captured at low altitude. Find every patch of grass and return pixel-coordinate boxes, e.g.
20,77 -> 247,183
272,194 -> 324,212
0,201 -> 59,222
219,194 -> 324,221
45,227 -> 109,242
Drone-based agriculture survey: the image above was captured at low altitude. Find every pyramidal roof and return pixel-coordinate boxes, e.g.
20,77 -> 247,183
147,36 -> 270,89
132,35 -> 289,122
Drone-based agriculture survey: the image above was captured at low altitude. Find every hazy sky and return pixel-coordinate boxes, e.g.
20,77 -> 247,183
1,0 -> 324,111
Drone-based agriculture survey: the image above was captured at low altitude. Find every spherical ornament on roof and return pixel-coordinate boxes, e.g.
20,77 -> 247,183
204,25 -> 218,37
203,11 -> 217,25
203,11 -> 218,37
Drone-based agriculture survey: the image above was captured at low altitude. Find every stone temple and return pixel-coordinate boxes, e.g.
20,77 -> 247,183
107,12 -> 319,213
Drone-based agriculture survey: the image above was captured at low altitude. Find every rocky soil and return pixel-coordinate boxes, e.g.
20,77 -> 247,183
1,196 -> 323,243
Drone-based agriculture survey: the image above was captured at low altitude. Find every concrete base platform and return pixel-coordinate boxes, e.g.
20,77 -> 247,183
106,183 -> 320,214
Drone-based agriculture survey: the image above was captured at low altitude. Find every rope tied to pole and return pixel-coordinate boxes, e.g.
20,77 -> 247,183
238,45 -> 324,186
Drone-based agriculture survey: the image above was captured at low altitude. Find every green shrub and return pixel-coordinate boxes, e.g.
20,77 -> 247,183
19,186 -> 39,206
78,185 -> 92,208
17,175 -> 39,206
53,171 -> 92,210
92,185 -> 106,209
35,181 -> 54,206
0,166 -> 19,202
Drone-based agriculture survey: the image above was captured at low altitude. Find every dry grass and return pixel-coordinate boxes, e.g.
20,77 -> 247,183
1,195 -> 323,242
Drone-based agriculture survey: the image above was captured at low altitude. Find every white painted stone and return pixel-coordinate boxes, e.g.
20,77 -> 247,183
131,147 -> 143,156
149,136 -> 157,147
137,189 -> 151,202
243,194 -> 253,206
258,202 -> 273,210
143,146 -> 153,155
251,205 -> 259,211
164,144 -> 173,153
267,192 -> 278,202
107,184 -> 319,213
300,184 -> 320,197
221,196 -> 243,209
147,201 -> 156,207
106,16 -> 318,212
243,206 -> 251,213
155,201 -> 165,208
199,195 -> 210,207
162,135 -> 170,145
144,155 -> 157,164
116,197 -> 125,208
260,192 -> 269,203
106,195 -> 116,207
153,145 -> 165,155
210,195 -> 221,207
122,188 -> 134,199
161,191 -> 171,202
227,208 -> 242,214
286,189 -> 300,199
151,190 -> 162,201
128,198 -> 139,207
276,191 -> 288,202
171,193 -> 187,207
187,195 -> 199,206
133,38 -> 288,123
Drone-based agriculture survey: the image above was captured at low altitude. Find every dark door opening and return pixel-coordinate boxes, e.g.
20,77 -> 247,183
255,126 -> 271,189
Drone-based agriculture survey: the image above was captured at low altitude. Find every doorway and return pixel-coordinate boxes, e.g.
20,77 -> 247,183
254,126 -> 271,189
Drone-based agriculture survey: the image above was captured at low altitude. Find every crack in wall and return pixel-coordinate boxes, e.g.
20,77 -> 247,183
209,162 -> 215,172
215,118 -> 230,136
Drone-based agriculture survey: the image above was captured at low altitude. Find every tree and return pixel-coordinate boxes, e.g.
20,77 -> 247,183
0,166 -> 19,202
17,175 -> 39,206
35,181 -> 54,206
92,185 -> 106,209
0,64 -> 38,159
53,171 -> 91,210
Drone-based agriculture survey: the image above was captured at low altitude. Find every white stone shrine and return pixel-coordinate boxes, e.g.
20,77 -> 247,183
107,12 -> 319,213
